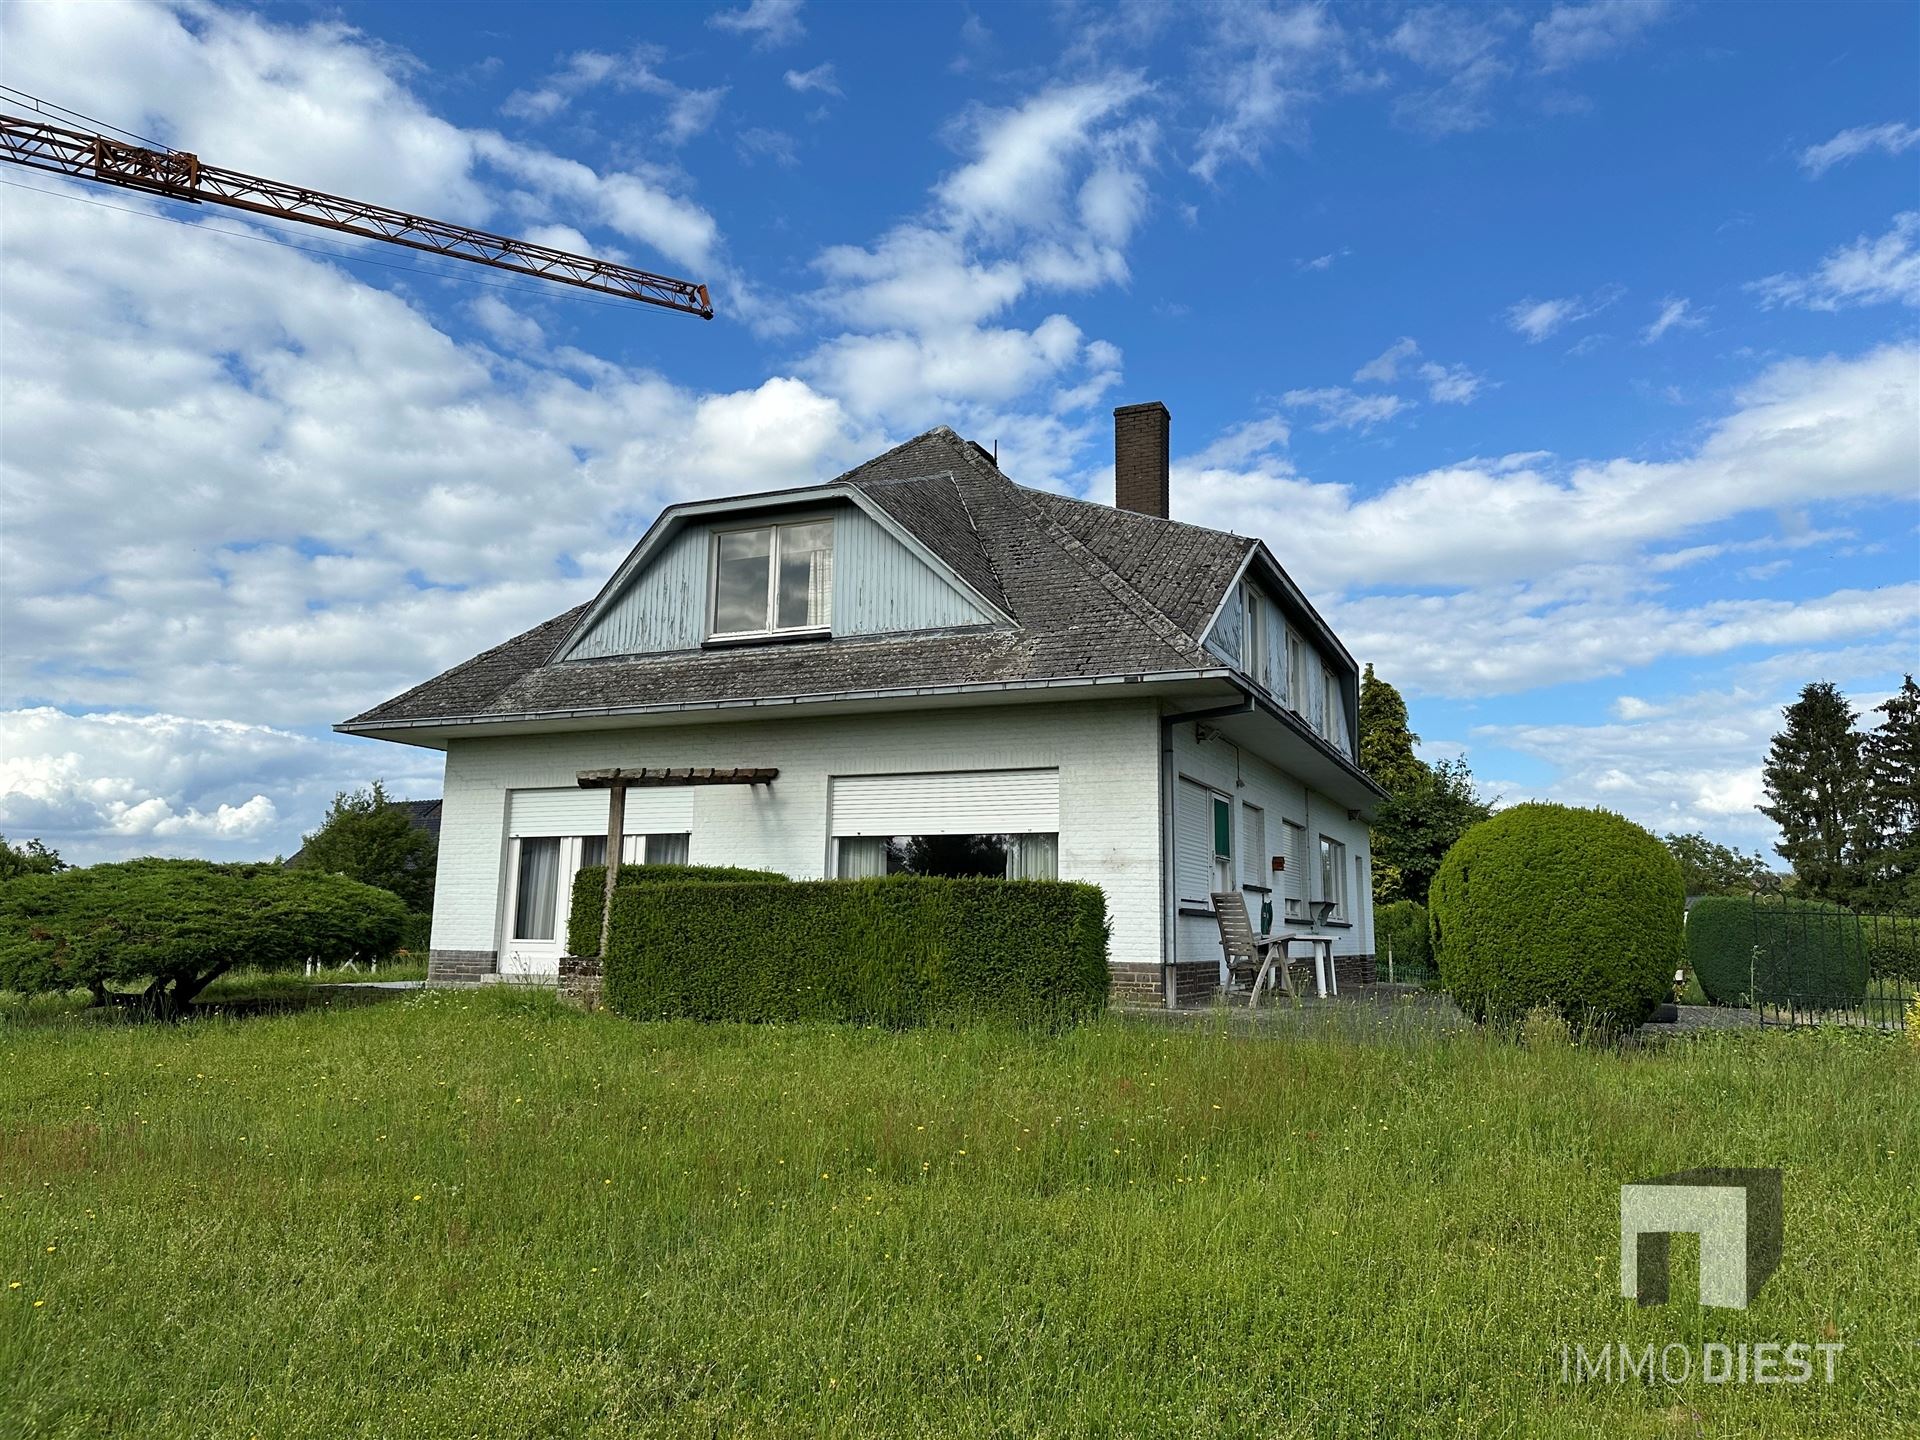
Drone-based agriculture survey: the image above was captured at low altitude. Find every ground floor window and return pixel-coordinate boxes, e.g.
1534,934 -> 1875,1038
579,832 -> 692,867
1319,834 -> 1348,921
512,837 -> 562,940
833,833 -> 1058,879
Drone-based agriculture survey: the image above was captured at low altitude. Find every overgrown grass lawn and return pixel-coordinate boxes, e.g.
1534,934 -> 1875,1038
2,989 -> 1914,1438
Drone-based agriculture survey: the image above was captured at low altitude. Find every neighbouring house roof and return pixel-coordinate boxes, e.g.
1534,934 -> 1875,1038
338,427 -> 1270,735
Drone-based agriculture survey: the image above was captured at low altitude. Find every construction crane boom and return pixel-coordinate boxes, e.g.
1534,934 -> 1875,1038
0,110 -> 713,318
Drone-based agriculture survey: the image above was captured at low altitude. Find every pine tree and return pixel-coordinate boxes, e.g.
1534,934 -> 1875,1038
1356,666 -> 1490,904
1860,674 -> 1920,908
1758,681 -> 1867,903
1358,664 -> 1426,795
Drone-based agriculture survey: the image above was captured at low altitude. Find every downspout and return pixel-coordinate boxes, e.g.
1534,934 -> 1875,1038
1159,690 -> 1256,1008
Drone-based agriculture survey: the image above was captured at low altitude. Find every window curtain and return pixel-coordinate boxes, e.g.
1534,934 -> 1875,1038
836,836 -> 890,878
513,837 -> 560,940
1005,833 -> 1059,880
807,547 -> 833,628
579,835 -> 607,868
644,832 -> 690,866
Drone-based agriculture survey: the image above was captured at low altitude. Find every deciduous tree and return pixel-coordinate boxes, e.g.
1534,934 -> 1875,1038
1662,831 -> 1778,897
293,781 -> 437,913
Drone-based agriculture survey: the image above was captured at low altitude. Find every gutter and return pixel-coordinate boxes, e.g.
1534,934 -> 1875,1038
1158,690 -> 1257,1008
336,667 -> 1242,738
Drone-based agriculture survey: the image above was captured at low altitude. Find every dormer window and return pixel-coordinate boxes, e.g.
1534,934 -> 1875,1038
710,519 -> 834,639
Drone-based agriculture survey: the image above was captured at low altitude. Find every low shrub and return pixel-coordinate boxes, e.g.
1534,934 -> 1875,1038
1373,900 -> 1431,979
0,859 -> 409,1016
1688,896 -> 1872,1009
1430,803 -> 1682,1031
601,875 -> 1109,1028
1863,914 -> 1920,981
566,862 -> 788,956
397,911 -> 433,954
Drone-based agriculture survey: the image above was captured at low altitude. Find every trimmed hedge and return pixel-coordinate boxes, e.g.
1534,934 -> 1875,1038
1430,803 -> 1682,1031
1373,900 -> 1432,979
566,863 -> 788,957
601,876 -> 1110,1027
1687,896 -> 1872,1008
1864,915 -> 1920,982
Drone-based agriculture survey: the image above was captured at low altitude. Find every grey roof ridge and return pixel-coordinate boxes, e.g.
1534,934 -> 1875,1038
948,439 -> 1205,664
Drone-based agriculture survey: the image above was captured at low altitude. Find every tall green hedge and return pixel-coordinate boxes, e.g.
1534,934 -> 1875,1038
1687,896 -> 1873,1007
1430,803 -> 1682,1031
566,862 -> 788,956
601,876 -> 1110,1027
1373,900 -> 1432,979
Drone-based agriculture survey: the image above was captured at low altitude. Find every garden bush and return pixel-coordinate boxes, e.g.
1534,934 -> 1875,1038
1863,914 -> 1920,981
566,862 -> 788,956
1429,803 -> 1682,1031
1373,899 -> 1432,979
1687,896 -> 1872,1008
0,858 -> 409,1016
397,911 -> 433,954
601,875 -> 1109,1027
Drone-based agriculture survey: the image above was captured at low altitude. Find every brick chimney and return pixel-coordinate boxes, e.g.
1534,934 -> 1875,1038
1114,401 -> 1170,519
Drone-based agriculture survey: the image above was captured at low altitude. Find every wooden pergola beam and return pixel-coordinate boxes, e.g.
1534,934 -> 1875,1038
574,765 -> 779,957
575,766 -> 779,788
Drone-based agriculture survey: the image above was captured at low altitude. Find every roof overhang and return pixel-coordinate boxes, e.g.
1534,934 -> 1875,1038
334,669 -> 1245,750
1204,680 -> 1389,818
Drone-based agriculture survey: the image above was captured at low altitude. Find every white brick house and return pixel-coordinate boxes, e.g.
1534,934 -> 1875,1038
339,404 -> 1384,1006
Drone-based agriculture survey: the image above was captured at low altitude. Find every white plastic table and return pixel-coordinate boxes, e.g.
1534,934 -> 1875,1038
1282,933 -> 1339,998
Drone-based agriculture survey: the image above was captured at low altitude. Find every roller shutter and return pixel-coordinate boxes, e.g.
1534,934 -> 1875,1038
828,768 -> 1059,837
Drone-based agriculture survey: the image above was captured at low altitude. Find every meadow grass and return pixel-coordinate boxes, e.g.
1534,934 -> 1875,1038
0,987 -> 1913,1438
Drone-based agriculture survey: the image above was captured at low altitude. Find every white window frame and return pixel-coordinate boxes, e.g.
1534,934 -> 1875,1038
1318,833 -> 1348,922
1241,801 -> 1267,889
1287,631 -> 1307,716
1281,819 -> 1308,918
708,518 -> 835,640
1241,584 -> 1266,685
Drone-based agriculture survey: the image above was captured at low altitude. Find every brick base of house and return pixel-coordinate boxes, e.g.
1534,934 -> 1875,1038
426,949 -> 495,985
558,953 -> 603,1010
1108,963 -> 1163,1007
1171,962 -> 1222,1008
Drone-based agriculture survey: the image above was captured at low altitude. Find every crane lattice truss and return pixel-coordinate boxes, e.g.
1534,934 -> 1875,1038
0,110 -> 713,318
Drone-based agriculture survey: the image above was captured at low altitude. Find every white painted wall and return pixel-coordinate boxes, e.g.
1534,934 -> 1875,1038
429,697 -> 1165,971
1168,723 -> 1373,967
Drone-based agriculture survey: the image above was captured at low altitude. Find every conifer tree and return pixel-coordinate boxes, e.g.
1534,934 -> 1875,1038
1758,681 -> 1867,903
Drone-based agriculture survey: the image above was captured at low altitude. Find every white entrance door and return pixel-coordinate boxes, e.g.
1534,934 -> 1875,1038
501,835 -> 571,977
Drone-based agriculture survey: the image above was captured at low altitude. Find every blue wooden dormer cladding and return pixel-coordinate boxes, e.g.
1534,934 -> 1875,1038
1205,576 -> 1354,759
563,499 -> 1000,661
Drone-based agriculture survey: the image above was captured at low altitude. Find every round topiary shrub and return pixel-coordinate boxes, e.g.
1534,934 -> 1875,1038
1429,803 -> 1683,1031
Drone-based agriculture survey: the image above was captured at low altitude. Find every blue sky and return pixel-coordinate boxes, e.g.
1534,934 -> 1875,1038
0,0 -> 1915,865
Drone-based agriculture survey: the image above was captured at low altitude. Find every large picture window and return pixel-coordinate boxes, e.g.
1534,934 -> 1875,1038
711,520 -> 834,637
512,837 -> 561,941
833,833 -> 1058,880
579,833 -> 691,868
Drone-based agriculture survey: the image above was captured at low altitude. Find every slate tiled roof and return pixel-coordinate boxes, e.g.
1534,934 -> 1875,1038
340,427 -> 1257,732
